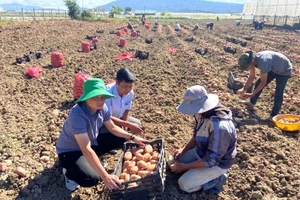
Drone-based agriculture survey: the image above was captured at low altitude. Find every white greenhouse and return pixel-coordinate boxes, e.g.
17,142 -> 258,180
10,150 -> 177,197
243,0 -> 300,25
255,0 -> 300,17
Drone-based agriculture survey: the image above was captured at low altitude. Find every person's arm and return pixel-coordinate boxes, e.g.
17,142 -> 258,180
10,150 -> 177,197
243,64 -> 256,92
250,73 -> 268,97
110,113 -> 143,134
74,133 -> 120,190
121,109 -> 130,122
111,115 -> 130,128
173,136 -> 197,160
104,119 -> 147,146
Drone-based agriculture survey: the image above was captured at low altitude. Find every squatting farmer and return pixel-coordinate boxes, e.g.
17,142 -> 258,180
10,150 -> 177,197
206,22 -> 214,30
238,50 -> 293,120
55,78 -> 148,191
103,68 -> 143,154
169,85 -> 237,194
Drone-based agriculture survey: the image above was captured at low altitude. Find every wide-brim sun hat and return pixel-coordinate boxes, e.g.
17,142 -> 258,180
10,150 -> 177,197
176,85 -> 219,115
76,78 -> 115,103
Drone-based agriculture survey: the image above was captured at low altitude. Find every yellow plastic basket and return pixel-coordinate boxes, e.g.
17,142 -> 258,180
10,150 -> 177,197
272,114 -> 300,132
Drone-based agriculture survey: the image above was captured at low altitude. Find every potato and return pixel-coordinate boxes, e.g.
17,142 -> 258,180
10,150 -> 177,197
0,163 -> 7,172
120,172 -> 127,179
138,170 -> 151,178
3,160 -> 12,167
150,160 -> 158,164
132,147 -> 144,156
126,149 -> 132,153
122,168 -> 128,174
151,152 -> 160,160
16,167 -> 27,177
147,164 -> 156,172
132,156 -> 137,161
144,144 -> 153,153
124,152 -> 133,161
130,174 -> 141,180
143,153 -> 151,162
128,182 -> 138,188
135,153 -> 144,161
129,166 -> 139,175
123,160 -> 130,170
168,155 -> 175,167
137,160 -> 148,169
124,173 -> 130,181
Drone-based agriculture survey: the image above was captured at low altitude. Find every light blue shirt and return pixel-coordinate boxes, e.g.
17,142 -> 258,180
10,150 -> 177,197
105,82 -> 134,118
56,102 -> 111,154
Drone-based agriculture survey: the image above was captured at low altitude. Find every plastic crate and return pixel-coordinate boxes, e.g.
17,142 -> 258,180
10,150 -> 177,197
227,72 -> 253,93
112,138 -> 166,200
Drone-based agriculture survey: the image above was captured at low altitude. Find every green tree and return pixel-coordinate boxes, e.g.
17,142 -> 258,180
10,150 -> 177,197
161,11 -> 171,16
81,10 -> 93,19
109,6 -> 123,18
64,0 -> 80,19
124,7 -> 132,14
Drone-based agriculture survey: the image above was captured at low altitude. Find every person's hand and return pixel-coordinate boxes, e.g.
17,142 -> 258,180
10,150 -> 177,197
169,162 -> 187,174
173,148 -> 184,160
103,174 -> 121,191
133,136 -> 148,147
129,123 -> 143,135
240,93 -> 253,99
237,88 -> 244,94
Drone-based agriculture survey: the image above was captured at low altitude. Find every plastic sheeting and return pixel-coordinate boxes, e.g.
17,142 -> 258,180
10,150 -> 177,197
255,0 -> 300,17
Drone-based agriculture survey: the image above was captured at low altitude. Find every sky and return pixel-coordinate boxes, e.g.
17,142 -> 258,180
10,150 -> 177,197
0,0 -> 246,9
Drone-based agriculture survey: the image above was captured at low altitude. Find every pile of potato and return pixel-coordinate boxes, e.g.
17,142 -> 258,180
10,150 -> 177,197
278,117 -> 300,124
119,144 -> 160,187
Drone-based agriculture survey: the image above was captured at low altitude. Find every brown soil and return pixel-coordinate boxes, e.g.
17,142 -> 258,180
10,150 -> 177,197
0,19 -> 299,200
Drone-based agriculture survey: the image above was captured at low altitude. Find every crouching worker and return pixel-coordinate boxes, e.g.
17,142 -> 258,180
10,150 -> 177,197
193,23 -> 199,31
169,85 -> 237,194
105,68 -> 143,135
175,22 -> 180,31
206,22 -> 214,30
56,78 -> 148,191
237,50 -> 292,120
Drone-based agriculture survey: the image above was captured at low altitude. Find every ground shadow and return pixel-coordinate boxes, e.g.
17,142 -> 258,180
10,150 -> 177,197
42,65 -> 53,70
161,169 -> 220,200
58,100 -> 76,111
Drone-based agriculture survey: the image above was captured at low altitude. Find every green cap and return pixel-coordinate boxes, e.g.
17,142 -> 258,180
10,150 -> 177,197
76,78 -> 115,103
238,53 -> 252,70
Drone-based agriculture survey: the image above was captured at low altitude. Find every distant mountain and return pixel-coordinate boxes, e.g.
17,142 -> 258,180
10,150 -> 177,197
0,3 -> 43,11
95,0 -> 244,13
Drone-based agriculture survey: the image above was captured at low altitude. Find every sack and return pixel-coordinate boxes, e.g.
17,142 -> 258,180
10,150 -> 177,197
51,51 -> 64,68
116,31 -> 122,36
82,41 -> 91,53
131,30 -> 138,37
119,38 -> 126,47
145,23 -> 150,29
92,37 -> 99,43
73,72 -> 92,99
135,50 -> 149,60
26,66 -> 43,78
114,53 -> 134,61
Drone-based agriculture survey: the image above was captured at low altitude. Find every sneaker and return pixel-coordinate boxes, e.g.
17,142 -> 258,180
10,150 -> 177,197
100,156 -> 107,168
109,149 -> 118,155
208,174 -> 228,194
62,168 -> 79,191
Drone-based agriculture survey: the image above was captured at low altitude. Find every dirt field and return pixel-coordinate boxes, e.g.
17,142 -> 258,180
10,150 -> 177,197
0,19 -> 299,200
